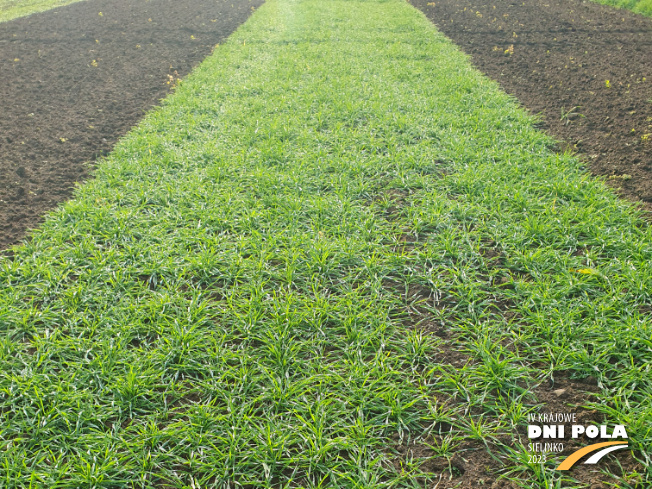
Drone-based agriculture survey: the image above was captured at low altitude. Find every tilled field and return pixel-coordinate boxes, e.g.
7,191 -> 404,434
0,0 -> 262,249
412,0 -> 652,211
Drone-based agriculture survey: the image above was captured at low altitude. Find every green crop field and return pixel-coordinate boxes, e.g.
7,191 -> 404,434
1,0 -> 650,487
590,0 -> 652,16
0,0 -> 82,22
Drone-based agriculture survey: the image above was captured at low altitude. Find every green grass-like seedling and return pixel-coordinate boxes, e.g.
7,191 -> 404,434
1,0 -> 650,486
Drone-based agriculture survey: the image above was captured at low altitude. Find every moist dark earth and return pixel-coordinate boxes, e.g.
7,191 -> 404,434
412,0 -> 652,214
0,0 -> 263,249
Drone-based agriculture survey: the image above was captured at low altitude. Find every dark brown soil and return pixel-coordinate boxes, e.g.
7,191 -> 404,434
411,0 -> 652,213
0,0 -> 263,249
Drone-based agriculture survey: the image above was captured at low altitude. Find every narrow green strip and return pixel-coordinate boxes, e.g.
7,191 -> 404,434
1,0 -> 649,486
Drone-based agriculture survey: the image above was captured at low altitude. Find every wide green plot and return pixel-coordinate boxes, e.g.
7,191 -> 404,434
1,0 -> 650,487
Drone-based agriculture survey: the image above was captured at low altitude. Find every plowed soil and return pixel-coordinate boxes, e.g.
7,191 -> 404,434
412,0 -> 652,212
0,0 -> 262,250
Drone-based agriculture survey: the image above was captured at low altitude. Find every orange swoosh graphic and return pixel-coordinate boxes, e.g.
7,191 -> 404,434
556,441 -> 628,470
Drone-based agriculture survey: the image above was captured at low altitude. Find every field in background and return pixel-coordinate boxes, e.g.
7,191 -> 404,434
0,0 -> 82,22
591,0 -> 652,17
1,0 -> 650,487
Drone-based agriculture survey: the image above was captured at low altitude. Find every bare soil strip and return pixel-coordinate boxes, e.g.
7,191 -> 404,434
0,0 -> 262,249
411,0 -> 652,211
